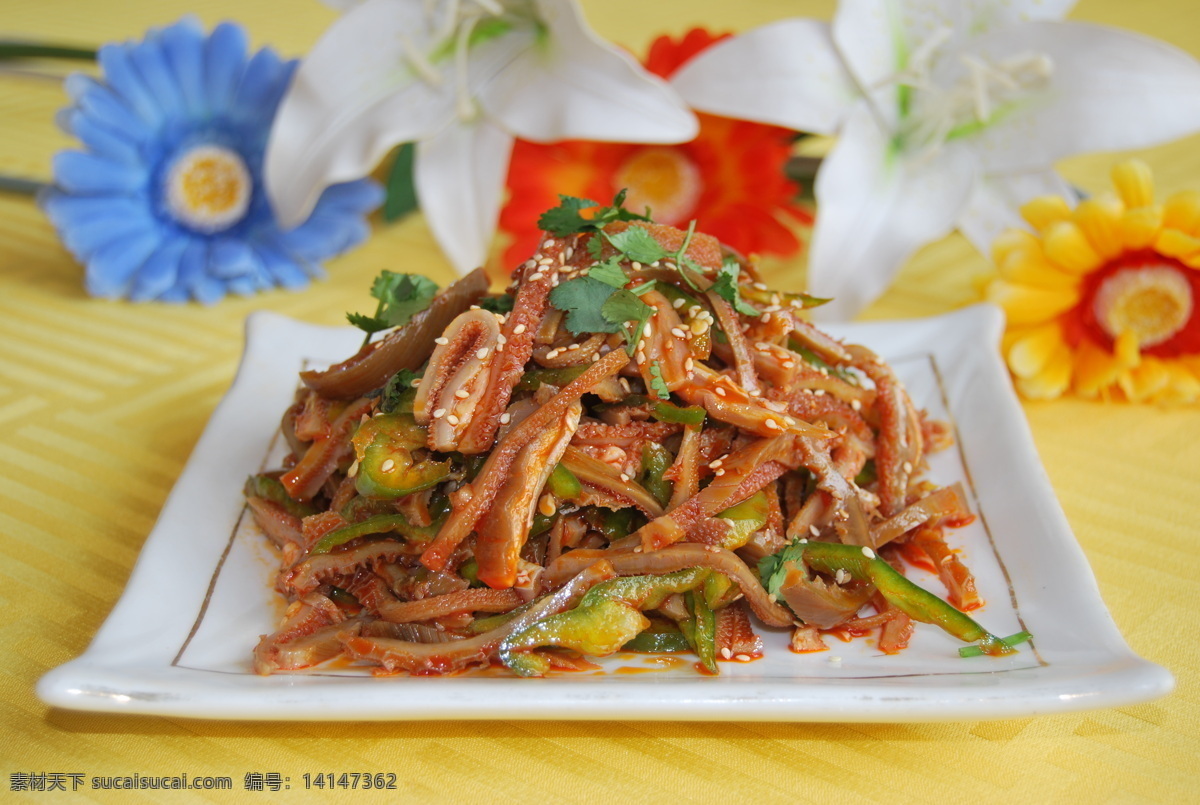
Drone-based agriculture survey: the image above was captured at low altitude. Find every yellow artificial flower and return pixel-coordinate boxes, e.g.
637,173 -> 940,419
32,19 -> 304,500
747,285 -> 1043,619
986,160 -> 1200,403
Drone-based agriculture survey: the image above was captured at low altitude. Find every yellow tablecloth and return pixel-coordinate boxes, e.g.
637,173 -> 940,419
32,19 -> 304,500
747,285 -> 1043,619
2,1 -> 1197,801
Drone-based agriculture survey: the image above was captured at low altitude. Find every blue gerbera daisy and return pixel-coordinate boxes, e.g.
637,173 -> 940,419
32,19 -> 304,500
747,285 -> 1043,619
42,18 -> 383,303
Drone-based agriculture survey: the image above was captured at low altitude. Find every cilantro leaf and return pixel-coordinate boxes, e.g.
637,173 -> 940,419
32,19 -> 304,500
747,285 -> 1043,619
549,277 -> 625,335
757,539 -> 810,599
378,369 -> 423,414
711,258 -> 760,316
538,195 -> 600,236
348,271 -> 439,336
648,361 -> 671,401
479,294 -> 515,314
587,260 -> 628,289
601,289 -> 654,355
537,190 -> 652,237
604,226 -> 669,265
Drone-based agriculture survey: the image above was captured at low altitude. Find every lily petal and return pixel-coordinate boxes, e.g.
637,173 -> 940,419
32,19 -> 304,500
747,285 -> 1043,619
415,119 -> 514,273
670,18 -> 856,136
264,0 -> 456,228
964,21 -> 1200,173
808,103 -> 975,320
478,0 -> 696,144
957,168 -> 1074,255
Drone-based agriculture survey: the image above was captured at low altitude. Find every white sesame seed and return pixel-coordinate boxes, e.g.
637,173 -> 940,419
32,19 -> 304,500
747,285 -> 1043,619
538,258 -> 553,267
814,389 -> 826,397
435,337 -> 449,345
454,389 -> 469,399
735,654 -> 751,662
799,538 -> 808,544
903,461 -> 914,474
760,313 -> 772,324
591,353 -> 600,363
643,323 -> 652,337
828,655 -> 842,667
781,360 -> 796,369
544,239 -> 555,248
862,546 -> 876,559
446,414 -> 460,425
476,348 -> 489,360
672,298 -> 685,309
410,378 -> 422,388
809,525 -> 819,536
671,327 -> 686,339
632,261 -> 642,271
620,473 -> 630,482
710,459 -> 724,469
546,349 -> 561,359
497,334 -> 507,345
764,419 -> 781,430
499,412 -> 511,424
851,399 -> 862,411
380,458 -> 395,473
565,246 -> 573,260
784,417 -> 797,427
432,408 -> 446,419
768,593 -> 777,603
835,569 -> 850,585
567,343 -> 580,351
469,304 -> 480,310
513,324 -> 526,335
529,272 -> 544,281
684,358 -> 694,373
715,387 -> 726,397
538,494 -> 556,517
752,282 -> 768,291
720,647 -> 732,660
714,468 -> 726,477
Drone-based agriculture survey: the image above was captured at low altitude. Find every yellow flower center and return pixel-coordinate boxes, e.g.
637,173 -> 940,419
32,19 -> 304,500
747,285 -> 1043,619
165,145 -> 252,233
614,147 -> 702,226
1093,265 -> 1193,348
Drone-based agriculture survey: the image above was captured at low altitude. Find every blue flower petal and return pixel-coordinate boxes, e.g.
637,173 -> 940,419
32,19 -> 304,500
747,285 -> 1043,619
53,150 -> 147,195
313,179 -> 386,215
129,233 -> 190,301
254,243 -> 313,289
209,237 -> 259,279
232,47 -> 292,129
204,22 -> 249,116
176,239 -> 223,304
84,228 -> 162,298
159,18 -> 207,117
127,32 -> 186,123
42,193 -> 157,259
58,110 -> 140,164
278,213 -> 368,262
67,75 -> 149,145
97,43 -> 163,129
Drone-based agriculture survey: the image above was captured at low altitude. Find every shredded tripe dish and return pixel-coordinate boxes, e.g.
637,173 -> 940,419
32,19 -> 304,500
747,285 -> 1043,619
248,193 -> 1030,677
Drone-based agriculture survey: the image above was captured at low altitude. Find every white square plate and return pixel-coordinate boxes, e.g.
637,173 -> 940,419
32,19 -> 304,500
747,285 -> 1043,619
37,304 -> 1173,721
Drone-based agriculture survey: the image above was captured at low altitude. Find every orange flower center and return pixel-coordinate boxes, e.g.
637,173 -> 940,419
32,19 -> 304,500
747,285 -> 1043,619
1093,265 -> 1193,348
166,145 -> 252,233
614,147 -> 701,225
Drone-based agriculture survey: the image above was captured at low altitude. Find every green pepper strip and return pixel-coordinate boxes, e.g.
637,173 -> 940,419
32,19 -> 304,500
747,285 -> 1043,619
547,462 -> 582,500
309,513 -> 435,555
353,414 -> 451,498
687,590 -> 717,674
800,542 -> 1025,657
244,475 -> 319,519
714,490 -> 769,551
651,401 -> 706,427
500,568 -> 711,676
640,443 -> 674,508
516,365 -> 588,392
621,619 -> 692,653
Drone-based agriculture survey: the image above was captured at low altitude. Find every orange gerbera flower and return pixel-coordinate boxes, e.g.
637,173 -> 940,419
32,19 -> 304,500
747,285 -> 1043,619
986,160 -> 1200,403
498,28 -> 811,269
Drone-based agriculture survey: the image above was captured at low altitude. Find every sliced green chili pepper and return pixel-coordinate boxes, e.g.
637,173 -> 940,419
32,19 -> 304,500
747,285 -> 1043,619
651,400 -> 707,427
621,618 -> 691,653
516,365 -> 588,392
593,507 -> 637,541
500,568 -> 711,676
714,490 -> 769,550
640,443 -> 674,508
799,542 -> 1027,657
854,459 -> 877,487
687,590 -> 718,674
351,413 -> 450,498
458,557 -> 484,588
309,512 -> 435,555
244,474 -> 319,518
547,462 -> 582,501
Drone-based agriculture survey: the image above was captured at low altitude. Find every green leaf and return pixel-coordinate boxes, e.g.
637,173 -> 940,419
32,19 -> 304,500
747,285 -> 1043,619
711,258 -> 760,316
604,226 -> 669,265
549,277 -> 624,335
379,369 -> 423,414
757,539 -> 810,599
479,294 -> 515,314
648,362 -> 671,401
383,143 -> 418,222
348,271 -> 439,337
537,190 -> 652,237
586,260 -> 628,289
601,289 -> 652,329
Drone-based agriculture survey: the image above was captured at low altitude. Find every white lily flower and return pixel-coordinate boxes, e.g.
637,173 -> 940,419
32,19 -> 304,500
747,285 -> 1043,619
673,0 -> 1200,320
265,0 -> 697,273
